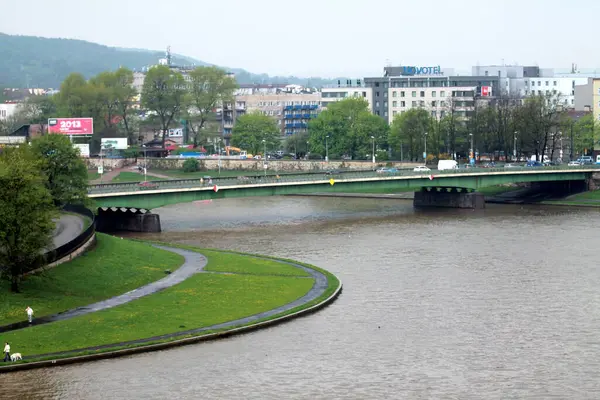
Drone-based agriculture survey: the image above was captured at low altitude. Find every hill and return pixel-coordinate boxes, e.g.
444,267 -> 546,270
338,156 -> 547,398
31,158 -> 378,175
0,33 -> 344,89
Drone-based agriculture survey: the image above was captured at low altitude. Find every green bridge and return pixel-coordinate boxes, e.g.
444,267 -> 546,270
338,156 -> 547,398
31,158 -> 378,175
90,166 -> 599,210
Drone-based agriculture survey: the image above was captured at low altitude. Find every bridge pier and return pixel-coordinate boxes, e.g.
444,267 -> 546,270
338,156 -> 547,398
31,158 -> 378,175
413,187 -> 485,209
96,207 -> 161,233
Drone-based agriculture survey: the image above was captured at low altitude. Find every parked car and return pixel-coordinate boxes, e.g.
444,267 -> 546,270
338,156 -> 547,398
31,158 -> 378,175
526,161 -> 543,167
376,167 -> 398,174
413,165 -> 431,172
568,160 -> 581,166
504,163 -> 521,168
578,156 -> 593,164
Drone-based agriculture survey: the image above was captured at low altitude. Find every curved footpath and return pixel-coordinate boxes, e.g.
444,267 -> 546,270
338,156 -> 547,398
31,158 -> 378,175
51,214 -> 86,249
0,245 -> 339,370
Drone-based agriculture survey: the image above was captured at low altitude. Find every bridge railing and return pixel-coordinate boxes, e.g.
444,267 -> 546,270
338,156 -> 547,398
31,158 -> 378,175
88,165 -> 600,195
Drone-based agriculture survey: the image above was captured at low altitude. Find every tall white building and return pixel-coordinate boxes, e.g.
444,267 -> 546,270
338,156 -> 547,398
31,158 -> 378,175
321,86 -> 372,111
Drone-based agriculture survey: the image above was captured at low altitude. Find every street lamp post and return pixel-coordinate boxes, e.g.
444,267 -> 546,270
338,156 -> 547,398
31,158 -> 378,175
371,135 -> 375,165
143,144 -> 147,182
513,131 -> 518,161
262,139 -> 267,177
469,133 -> 474,165
423,132 -> 428,164
325,135 -> 329,162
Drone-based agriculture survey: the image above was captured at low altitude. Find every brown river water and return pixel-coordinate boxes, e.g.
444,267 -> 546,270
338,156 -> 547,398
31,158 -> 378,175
3,197 -> 600,399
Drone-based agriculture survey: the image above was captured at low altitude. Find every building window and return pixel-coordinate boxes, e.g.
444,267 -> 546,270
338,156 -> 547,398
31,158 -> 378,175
440,91 -> 445,97
384,111 -> 388,117
392,91 -> 397,97
376,92 -> 380,97
375,82 -> 380,87
419,101 -> 425,107
401,91 -> 405,97
392,101 -> 397,107
420,91 -> 425,97
401,101 -> 406,107
432,91 -> 437,97
375,111 -> 380,115
392,111 -> 397,117
431,110 -> 437,117
432,101 -> 437,107
545,81 -> 549,86
441,101 -> 446,107
375,101 -> 380,107
553,81 -> 557,86
384,101 -> 388,107
531,81 -> 535,86
384,92 -> 388,98
412,91 -> 417,97
411,101 -> 417,107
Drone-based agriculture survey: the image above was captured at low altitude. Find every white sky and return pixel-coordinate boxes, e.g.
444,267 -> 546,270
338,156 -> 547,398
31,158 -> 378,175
0,0 -> 597,78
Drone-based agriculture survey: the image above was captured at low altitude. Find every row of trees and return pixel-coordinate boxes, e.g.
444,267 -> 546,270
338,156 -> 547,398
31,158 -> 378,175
390,94 -> 597,162
0,65 -> 239,154
0,135 -> 88,292
282,94 -> 597,163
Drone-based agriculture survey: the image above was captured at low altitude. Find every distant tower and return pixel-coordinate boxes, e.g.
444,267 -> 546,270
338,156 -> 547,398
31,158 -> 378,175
166,46 -> 172,66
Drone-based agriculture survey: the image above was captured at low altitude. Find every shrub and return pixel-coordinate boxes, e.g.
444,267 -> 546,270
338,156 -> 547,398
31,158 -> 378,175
182,158 -> 199,173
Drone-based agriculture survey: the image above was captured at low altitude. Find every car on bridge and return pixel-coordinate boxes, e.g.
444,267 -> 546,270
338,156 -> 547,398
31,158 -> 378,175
376,167 -> 398,174
526,160 -> 543,167
413,165 -> 431,172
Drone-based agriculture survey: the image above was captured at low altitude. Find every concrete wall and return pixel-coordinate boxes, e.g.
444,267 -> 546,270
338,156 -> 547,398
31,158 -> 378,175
85,157 -> 420,172
574,79 -> 593,111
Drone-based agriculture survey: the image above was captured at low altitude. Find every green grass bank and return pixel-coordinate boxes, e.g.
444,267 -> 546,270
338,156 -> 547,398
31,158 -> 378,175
0,239 -> 341,366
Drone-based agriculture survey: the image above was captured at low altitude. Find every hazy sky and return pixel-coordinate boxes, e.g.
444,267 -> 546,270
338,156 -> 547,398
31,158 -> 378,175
1,0 -> 598,77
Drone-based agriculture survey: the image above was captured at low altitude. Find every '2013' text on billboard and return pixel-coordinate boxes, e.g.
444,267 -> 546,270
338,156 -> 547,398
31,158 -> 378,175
47,118 -> 94,135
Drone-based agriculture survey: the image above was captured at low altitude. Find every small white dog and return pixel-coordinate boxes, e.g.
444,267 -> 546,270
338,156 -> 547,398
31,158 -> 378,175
10,353 -> 22,361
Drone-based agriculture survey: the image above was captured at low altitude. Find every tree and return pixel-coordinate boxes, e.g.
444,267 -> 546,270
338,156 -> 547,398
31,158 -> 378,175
572,113 -> 599,156
113,67 -> 139,143
285,131 -> 309,156
185,66 -> 238,146
389,108 -> 432,161
0,146 -> 56,292
141,65 -> 186,146
30,134 -> 89,207
308,97 -> 388,160
231,112 -> 280,155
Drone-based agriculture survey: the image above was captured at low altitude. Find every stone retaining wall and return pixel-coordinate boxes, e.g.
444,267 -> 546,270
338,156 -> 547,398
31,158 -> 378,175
85,157 -> 419,172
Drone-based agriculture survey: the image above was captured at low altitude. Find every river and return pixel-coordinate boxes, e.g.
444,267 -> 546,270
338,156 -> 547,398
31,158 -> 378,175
4,197 -> 600,399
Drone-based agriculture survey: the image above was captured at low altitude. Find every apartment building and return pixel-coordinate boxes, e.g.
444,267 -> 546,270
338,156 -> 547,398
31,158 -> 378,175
387,86 -> 483,120
366,66 -> 500,123
321,84 -> 373,111
217,85 -> 321,140
0,103 -> 19,120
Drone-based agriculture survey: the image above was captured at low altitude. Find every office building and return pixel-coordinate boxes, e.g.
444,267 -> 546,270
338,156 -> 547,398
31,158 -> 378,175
365,66 -> 500,123
321,81 -> 373,111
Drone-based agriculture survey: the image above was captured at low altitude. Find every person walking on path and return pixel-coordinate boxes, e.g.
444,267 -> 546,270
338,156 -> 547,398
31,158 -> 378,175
26,306 -> 33,323
3,342 -> 10,362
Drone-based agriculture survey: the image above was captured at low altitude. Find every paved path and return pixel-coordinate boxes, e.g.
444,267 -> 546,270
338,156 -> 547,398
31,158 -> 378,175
51,214 -> 86,249
0,246 -> 207,334
0,247 -> 330,361
90,167 -> 173,184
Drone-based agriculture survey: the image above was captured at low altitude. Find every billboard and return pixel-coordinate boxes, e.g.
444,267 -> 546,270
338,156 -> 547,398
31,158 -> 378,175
0,136 -> 26,144
73,144 -> 90,157
168,128 -> 183,137
480,86 -> 492,97
101,138 -> 128,150
47,118 -> 94,135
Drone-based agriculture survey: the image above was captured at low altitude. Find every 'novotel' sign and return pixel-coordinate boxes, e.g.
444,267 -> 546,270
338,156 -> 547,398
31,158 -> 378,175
401,66 -> 442,76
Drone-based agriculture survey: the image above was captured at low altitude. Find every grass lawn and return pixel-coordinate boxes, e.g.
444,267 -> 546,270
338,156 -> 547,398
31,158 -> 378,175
201,250 -> 311,277
2,249 -> 316,356
111,171 -> 164,183
0,233 -> 184,326
87,170 -> 100,181
542,190 -> 600,206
